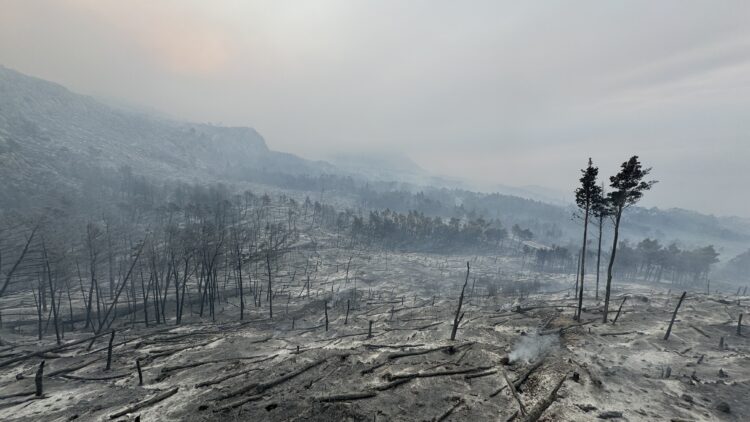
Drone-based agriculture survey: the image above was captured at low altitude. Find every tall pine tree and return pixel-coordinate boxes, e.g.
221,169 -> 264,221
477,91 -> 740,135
602,156 -> 656,323
575,158 -> 601,320
591,182 -> 608,301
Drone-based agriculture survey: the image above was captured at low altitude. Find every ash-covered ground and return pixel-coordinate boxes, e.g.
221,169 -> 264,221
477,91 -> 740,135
0,251 -> 747,421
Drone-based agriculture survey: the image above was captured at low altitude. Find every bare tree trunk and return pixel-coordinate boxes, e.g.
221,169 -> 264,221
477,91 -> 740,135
42,241 -> 61,345
237,247 -> 244,320
105,330 -> 115,370
577,205 -> 590,321
664,291 -> 686,340
96,237 -> 146,334
136,358 -> 143,386
0,224 -> 38,298
737,313 -> 743,336
450,262 -> 470,341
266,252 -> 273,319
603,209 -> 622,323
612,296 -> 627,325
595,215 -> 603,301
106,222 -> 115,299
140,270 -> 150,327
35,361 -> 44,397
32,287 -> 43,340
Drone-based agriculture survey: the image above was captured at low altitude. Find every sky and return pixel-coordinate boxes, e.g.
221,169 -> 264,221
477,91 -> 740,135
1,1 -> 749,217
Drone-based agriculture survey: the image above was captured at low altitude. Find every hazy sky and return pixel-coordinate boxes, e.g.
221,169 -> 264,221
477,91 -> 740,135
2,1 -> 750,216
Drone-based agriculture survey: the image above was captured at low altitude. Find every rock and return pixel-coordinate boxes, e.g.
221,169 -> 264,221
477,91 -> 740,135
598,410 -> 623,419
716,401 -> 731,413
681,394 -> 694,403
718,368 -> 728,378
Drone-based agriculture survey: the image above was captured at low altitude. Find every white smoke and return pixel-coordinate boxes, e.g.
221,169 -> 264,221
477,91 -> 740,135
508,333 -> 558,364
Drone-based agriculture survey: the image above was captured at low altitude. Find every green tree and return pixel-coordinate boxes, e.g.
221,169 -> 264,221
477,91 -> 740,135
602,156 -> 656,323
591,182 -> 608,300
574,158 -> 602,320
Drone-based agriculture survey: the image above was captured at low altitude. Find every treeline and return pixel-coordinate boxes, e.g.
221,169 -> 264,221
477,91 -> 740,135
348,209 -> 509,251
533,246 -> 576,274
531,238 -> 722,288
722,249 -> 750,284
223,169 -> 568,244
613,239 -> 719,285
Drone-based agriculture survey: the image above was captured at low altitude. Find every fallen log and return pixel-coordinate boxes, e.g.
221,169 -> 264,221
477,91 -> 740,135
540,319 -> 597,336
689,325 -> 711,338
512,359 -> 545,392
315,391 -> 377,402
195,367 -> 262,388
160,354 -> 272,375
502,367 -> 527,416
216,357 -> 328,401
360,344 -> 464,375
257,357 -> 328,392
108,386 -> 179,419
62,373 -> 129,381
361,361 -> 388,375
148,330 -> 223,343
519,374 -> 567,422
373,378 -> 411,391
0,395 -> 45,409
363,343 -> 425,349
388,366 -> 492,381
389,345 -> 455,360
146,339 -> 217,360
490,359 -> 545,397
465,369 -> 498,379
437,398 -> 464,422
384,321 -> 442,332
46,358 -> 99,377
0,391 -> 34,400
599,331 -> 636,337
0,332 -> 111,368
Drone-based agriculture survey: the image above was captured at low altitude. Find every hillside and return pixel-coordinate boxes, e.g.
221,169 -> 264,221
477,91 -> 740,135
0,66 -> 332,208
1,65 -> 748,261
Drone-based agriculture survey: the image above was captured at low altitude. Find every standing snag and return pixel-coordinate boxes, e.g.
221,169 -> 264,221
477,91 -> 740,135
136,358 -> 143,386
737,313 -> 743,336
105,330 -> 116,371
664,291 -> 687,341
612,297 -> 627,325
35,361 -> 45,397
450,262 -> 470,341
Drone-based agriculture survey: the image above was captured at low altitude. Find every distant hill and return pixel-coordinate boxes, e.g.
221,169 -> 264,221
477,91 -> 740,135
0,65 -> 332,208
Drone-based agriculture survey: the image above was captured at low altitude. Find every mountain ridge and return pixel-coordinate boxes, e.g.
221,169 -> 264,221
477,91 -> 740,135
1,65 -> 748,260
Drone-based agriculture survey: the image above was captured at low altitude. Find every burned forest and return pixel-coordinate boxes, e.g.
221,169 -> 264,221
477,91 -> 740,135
2,4 -> 750,421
